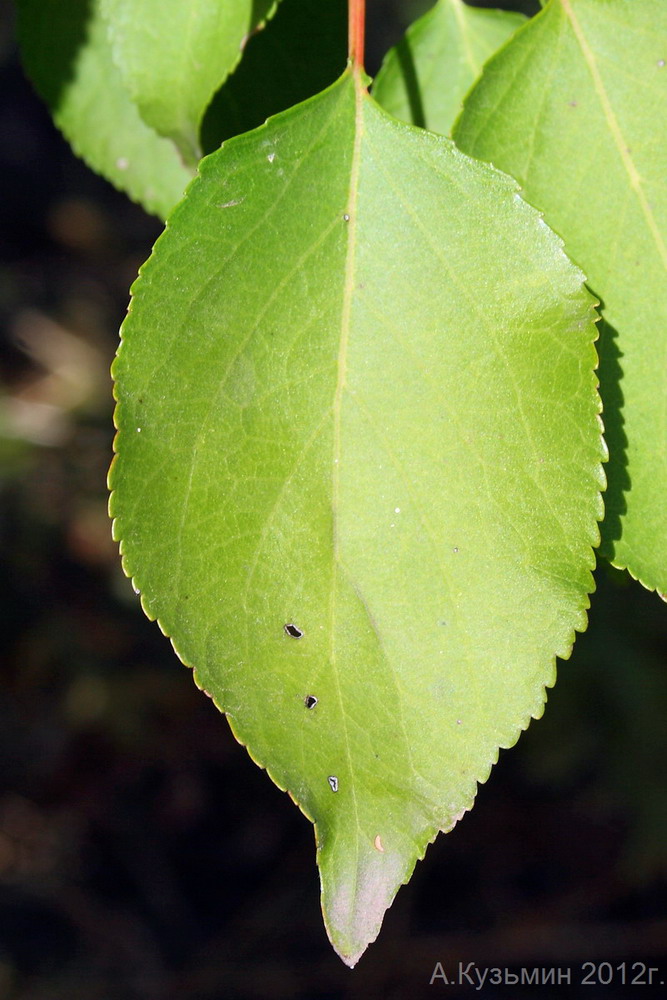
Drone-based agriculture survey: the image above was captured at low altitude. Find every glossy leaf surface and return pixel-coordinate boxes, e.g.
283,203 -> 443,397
454,0 -> 667,595
16,0 -> 193,219
102,0 -> 278,163
110,69 -> 604,964
373,0 -> 525,135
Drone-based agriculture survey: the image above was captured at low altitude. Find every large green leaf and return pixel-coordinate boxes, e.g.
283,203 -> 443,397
16,0 -> 193,219
101,0 -> 278,164
110,69 -> 604,964
201,0 -> 347,153
373,0 -> 526,135
454,0 -> 667,596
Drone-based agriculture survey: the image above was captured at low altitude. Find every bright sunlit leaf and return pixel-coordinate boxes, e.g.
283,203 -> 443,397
110,67 -> 604,964
455,0 -> 667,595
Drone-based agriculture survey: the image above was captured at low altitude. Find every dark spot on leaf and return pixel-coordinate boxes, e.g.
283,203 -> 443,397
328,775 -> 338,792
305,695 -> 318,709
284,623 -> 303,638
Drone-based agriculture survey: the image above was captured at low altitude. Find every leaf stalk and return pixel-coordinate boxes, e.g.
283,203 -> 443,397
348,0 -> 366,71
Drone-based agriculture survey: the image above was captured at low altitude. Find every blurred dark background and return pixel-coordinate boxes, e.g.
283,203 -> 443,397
1,1 -> 666,997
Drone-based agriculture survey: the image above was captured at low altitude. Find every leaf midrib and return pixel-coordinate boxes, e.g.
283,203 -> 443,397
450,0 -> 480,77
328,68 -> 365,867
560,0 -> 667,273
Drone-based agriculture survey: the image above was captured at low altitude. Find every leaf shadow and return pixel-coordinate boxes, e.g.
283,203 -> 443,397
251,0 -> 276,29
394,37 -> 426,131
594,307 -> 629,555
201,0 -> 347,153
25,0 -> 93,109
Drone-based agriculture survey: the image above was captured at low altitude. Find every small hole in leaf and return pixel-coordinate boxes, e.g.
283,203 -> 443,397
284,623 -> 303,638
305,695 -> 318,709
328,776 -> 338,793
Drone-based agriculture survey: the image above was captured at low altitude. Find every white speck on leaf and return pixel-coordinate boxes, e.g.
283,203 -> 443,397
116,157 -> 129,170
219,199 -> 244,209
267,152 -> 276,163
328,775 -> 338,793
374,835 -> 384,852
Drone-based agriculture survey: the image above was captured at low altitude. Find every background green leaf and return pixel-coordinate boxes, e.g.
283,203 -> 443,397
110,69 -> 604,964
201,0 -> 347,153
454,0 -> 667,596
101,0 -> 278,164
16,0 -> 193,219
373,0 -> 526,135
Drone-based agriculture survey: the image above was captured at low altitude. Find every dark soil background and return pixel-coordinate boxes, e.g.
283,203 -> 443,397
1,1 -> 666,997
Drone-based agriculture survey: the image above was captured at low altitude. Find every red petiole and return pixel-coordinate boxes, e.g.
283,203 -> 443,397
348,0 -> 366,72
